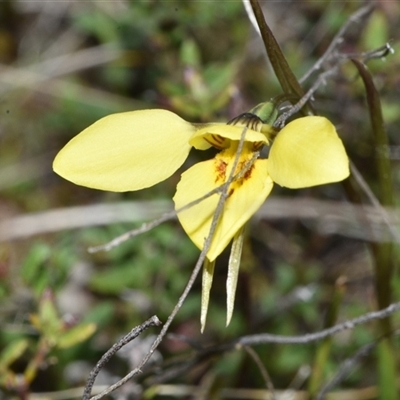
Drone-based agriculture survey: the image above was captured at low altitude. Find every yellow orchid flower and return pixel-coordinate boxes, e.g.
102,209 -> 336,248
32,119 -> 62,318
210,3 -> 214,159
53,106 -> 349,330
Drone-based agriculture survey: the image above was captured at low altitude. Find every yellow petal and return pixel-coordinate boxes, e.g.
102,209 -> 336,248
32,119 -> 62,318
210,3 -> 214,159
268,116 -> 349,189
189,124 -> 269,150
173,150 -> 273,261
53,109 -> 194,192
201,258 -> 215,333
226,227 -> 244,327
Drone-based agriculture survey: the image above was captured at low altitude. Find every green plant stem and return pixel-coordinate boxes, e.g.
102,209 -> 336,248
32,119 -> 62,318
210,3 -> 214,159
351,58 -> 396,400
248,0 -> 306,105
308,278 -> 346,398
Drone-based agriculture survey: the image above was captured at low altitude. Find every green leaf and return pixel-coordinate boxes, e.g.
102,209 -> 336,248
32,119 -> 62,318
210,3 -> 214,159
58,323 -> 97,349
0,339 -> 29,370
32,291 -> 63,343
180,39 -> 201,68
21,243 -> 51,286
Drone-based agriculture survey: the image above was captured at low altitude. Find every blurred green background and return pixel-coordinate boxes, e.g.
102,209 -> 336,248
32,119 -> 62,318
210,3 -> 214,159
0,1 -> 399,399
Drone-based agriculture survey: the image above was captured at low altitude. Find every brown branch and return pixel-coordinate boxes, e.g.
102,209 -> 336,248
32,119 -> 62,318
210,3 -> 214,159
82,316 -> 161,400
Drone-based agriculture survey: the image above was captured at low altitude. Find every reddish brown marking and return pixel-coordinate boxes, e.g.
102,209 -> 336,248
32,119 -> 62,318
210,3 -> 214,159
214,159 -> 227,183
243,164 -> 255,180
228,188 -> 235,198
211,134 -> 224,144
227,161 -> 255,190
252,142 -> 263,151
204,137 -> 222,149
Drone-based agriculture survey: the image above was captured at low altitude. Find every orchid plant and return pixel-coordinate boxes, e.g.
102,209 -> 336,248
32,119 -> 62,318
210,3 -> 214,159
53,102 -> 349,330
